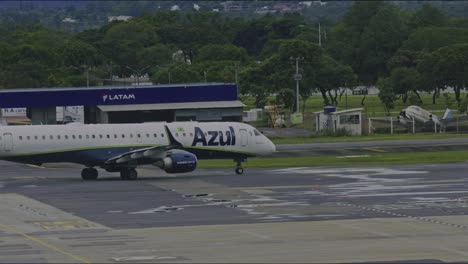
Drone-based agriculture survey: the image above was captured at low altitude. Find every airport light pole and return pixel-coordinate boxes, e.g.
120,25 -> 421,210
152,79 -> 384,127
125,65 -> 151,86
290,56 -> 303,113
67,65 -> 90,87
204,70 -> 209,82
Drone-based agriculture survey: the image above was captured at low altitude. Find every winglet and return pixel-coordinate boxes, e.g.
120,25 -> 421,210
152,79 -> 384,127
165,125 -> 182,146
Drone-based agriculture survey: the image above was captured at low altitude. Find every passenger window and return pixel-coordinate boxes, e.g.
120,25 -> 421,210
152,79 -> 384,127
49,135 -> 53,140
57,135 -> 61,140
78,135 -> 82,139
183,133 -> 186,137
86,135 -> 90,139
114,134 -> 117,139
34,136 -> 38,140
122,134 -> 125,138
146,133 -> 150,138
72,135 -> 76,139
137,134 -> 141,138
161,133 -> 165,138
106,135 -> 110,139
175,133 -> 179,137
130,134 -> 134,138
190,133 -> 193,137
19,136 -> 22,140
65,135 -> 68,139
153,133 -> 157,138
92,135 -> 96,139
99,135 -> 103,139
27,136 -> 30,140
42,135 -> 46,140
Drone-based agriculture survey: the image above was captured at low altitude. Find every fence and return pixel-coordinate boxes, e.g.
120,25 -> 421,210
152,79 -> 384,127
368,115 -> 468,135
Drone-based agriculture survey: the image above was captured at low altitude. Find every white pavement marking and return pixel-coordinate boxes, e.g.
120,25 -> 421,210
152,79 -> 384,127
345,190 -> 468,198
240,230 -> 272,240
112,256 -> 177,262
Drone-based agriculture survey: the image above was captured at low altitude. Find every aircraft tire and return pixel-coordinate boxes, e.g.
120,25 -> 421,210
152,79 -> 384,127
81,168 -> 98,180
120,168 -> 138,180
235,167 -> 244,175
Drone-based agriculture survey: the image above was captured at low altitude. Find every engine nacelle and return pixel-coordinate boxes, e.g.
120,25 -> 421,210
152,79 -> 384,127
154,152 -> 197,173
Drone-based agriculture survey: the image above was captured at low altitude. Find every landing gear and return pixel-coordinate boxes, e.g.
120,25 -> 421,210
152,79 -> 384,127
81,167 -> 98,180
120,168 -> 138,180
235,160 -> 244,175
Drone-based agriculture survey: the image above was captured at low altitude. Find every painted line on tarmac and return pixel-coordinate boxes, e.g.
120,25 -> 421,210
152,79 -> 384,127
0,222 -> 91,264
338,202 -> 468,231
25,164 -> 46,169
362,147 -> 385,153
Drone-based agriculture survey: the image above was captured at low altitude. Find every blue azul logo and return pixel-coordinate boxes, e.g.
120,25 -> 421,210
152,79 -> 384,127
191,126 -> 236,146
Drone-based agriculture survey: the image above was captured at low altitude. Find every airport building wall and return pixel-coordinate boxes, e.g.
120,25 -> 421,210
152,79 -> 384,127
0,83 -> 243,124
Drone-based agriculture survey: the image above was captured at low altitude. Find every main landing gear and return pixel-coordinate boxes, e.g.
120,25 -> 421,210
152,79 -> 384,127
235,160 -> 244,175
120,168 -> 138,180
81,167 -> 98,180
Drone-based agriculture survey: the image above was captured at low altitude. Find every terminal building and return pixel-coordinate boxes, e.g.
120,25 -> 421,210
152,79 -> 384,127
0,83 -> 245,125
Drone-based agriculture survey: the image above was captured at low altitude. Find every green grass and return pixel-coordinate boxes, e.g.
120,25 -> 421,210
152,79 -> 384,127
198,149 -> 468,169
270,133 -> 468,144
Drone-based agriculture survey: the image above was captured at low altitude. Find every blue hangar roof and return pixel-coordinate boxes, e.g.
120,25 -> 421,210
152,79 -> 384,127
0,83 -> 238,108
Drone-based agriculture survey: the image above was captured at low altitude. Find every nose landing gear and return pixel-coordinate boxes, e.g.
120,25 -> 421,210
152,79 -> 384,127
235,160 -> 245,175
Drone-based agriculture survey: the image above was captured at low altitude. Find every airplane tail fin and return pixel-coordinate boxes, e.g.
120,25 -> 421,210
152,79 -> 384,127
442,108 -> 453,120
164,125 -> 183,147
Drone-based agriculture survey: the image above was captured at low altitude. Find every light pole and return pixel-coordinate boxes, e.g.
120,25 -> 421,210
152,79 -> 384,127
68,65 -> 90,88
125,65 -> 151,86
203,70 -> 208,82
290,56 -> 303,113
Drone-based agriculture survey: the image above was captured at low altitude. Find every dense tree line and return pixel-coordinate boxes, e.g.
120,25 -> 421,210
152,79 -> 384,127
0,1 -> 467,113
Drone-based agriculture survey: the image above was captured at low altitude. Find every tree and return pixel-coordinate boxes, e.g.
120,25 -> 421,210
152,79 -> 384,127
431,44 -> 468,104
327,1 -> 409,84
196,44 -> 251,64
377,77 -> 397,114
410,4 -> 446,29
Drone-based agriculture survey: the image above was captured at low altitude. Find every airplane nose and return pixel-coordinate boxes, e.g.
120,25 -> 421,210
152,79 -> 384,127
269,140 -> 276,153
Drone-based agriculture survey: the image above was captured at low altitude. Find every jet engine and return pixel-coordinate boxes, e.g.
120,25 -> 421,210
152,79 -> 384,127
154,151 -> 197,173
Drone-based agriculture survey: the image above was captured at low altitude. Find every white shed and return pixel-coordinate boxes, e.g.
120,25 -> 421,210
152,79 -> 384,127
315,108 -> 364,136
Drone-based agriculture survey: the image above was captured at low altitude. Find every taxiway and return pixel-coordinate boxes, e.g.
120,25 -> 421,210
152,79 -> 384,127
1,161 -> 468,262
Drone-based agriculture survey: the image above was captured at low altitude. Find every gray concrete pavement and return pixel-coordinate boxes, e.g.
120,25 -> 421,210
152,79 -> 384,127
2,161 -> 468,262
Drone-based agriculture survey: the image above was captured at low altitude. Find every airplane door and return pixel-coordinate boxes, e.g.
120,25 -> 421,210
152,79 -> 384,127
3,133 -> 13,152
239,129 -> 248,147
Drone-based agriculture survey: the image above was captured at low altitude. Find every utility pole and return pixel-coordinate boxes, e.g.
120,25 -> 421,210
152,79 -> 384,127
290,56 -> 303,113
318,22 -> 322,47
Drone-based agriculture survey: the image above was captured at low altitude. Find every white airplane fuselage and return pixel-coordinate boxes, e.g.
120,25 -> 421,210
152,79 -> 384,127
0,122 -> 275,178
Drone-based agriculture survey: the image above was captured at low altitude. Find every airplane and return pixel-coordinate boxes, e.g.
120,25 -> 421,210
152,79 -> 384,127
398,105 -> 452,127
0,122 -> 276,180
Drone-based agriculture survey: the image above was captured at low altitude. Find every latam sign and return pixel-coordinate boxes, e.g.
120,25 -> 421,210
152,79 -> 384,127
102,93 -> 136,102
0,83 -> 238,108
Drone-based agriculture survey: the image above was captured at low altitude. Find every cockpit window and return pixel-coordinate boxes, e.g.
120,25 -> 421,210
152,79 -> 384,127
254,129 -> 261,136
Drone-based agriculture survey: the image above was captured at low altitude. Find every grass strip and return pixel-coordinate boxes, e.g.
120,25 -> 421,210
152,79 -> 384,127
198,149 -> 468,169
271,133 -> 468,144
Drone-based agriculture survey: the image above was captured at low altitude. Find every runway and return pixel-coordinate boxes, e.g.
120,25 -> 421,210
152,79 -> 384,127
2,161 -> 468,262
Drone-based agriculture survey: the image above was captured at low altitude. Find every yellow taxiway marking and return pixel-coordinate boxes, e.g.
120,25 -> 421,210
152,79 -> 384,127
362,147 -> 386,153
26,164 -> 47,169
32,220 -> 96,230
237,185 -> 321,190
0,222 -> 91,264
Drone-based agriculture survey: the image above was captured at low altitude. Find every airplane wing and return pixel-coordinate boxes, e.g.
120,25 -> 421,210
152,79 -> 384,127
104,125 -> 184,165
104,145 -> 174,165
